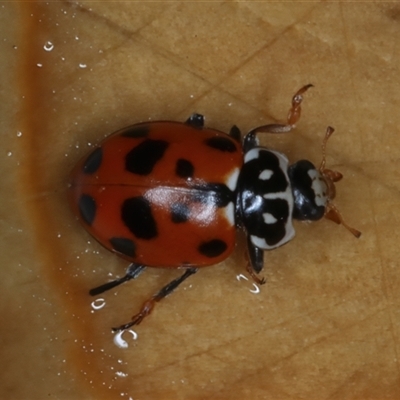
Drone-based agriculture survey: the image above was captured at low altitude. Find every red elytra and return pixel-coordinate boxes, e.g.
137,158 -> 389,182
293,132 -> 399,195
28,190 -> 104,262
68,121 -> 242,268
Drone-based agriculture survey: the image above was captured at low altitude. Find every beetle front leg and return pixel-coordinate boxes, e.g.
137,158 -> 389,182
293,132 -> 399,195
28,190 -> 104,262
245,237 -> 266,285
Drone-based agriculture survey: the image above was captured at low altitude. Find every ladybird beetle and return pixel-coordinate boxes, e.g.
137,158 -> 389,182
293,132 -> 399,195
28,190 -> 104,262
68,85 -> 361,331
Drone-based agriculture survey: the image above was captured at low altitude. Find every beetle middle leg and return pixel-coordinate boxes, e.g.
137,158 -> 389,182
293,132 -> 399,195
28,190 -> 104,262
112,267 -> 198,331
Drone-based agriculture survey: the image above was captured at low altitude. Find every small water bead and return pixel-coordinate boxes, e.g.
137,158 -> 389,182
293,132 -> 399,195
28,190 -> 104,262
44,41 -> 54,52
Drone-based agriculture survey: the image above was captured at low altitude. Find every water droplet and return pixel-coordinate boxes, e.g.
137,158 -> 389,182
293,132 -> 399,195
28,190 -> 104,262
7,151 -> 12,157
116,371 -> 128,378
79,63 -> 87,69
44,41 -> 54,52
37,63 -> 43,68
236,274 -> 260,294
113,330 -> 138,349
91,298 -> 106,311
16,131 -> 22,137
236,273 -> 248,282
249,283 -> 260,294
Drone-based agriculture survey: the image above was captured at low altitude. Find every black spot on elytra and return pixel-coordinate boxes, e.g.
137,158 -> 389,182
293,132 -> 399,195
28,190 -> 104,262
122,197 -> 157,239
120,125 -> 150,138
176,159 -> 194,179
198,239 -> 227,258
205,137 -> 237,153
83,147 -> 102,174
79,194 -> 96,225
125,139 -> 169,175
110,237 -> 136,258
170,202 -> 190,223
192,183 -> 234,208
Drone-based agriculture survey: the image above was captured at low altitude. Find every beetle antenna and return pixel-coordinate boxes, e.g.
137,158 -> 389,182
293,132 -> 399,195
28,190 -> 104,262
319,126 -> 335,172
325,203 -> 361,238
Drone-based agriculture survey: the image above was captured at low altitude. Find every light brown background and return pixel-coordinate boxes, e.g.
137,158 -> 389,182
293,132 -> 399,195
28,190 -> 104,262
1,2 -> 399,399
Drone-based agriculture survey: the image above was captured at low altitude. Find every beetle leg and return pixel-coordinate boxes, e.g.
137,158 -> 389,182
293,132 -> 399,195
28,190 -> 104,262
112,267 -> 198,331
89,263 -> 146,296
229,125 -> 242,142
325,203 -> 362,238
287,83 -> 314,126
242,129 -> 259,152
245,237 -> 266,285
185,113 -> 204,128
245,263 -> 266,286
245,84 -> 313,143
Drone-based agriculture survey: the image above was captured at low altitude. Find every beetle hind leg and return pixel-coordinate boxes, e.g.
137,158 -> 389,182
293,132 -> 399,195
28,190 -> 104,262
89,263 -> 146,296
229,125 -> 242,142
112,267 -> 198,331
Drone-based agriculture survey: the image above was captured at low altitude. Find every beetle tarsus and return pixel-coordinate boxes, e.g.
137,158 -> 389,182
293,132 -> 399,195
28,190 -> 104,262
246,262 -> 267,285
